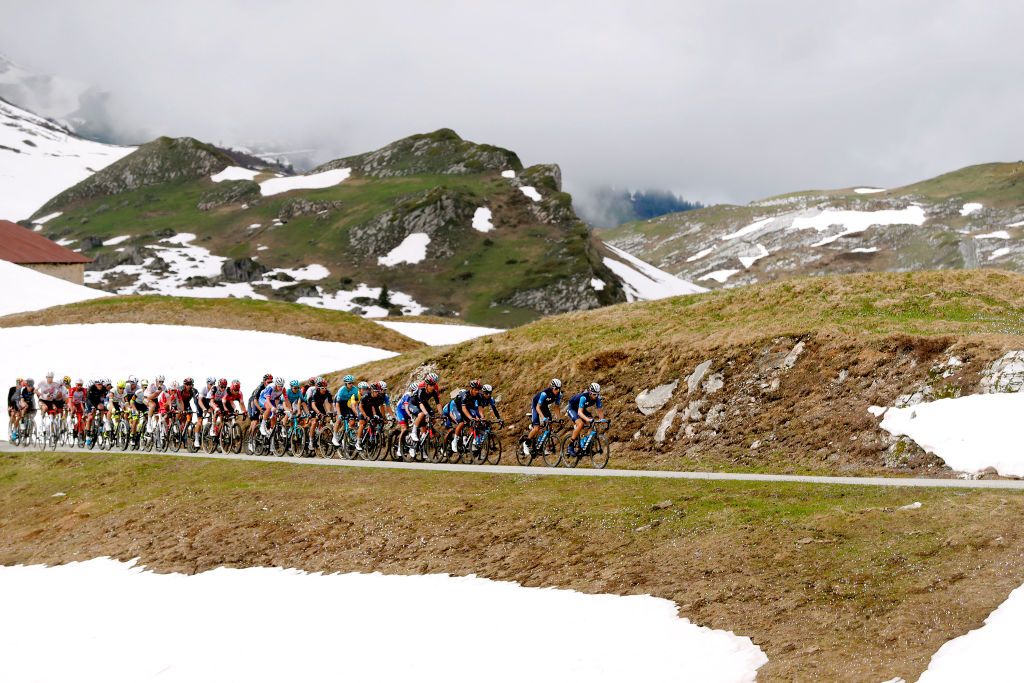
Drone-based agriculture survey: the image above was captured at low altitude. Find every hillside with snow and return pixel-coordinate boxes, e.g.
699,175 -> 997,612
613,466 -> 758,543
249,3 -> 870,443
0,99 -> 133,220
602,162 -> 1024,288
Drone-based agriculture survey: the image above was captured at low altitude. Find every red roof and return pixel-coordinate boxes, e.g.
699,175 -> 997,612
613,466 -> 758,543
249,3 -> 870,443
0,220 -> 92,264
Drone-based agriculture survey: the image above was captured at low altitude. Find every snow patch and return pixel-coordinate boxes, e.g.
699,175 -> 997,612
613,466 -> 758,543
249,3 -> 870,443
0,260 -> 109,317
738,244 -> 769,269
976,231 -> 1010,240
722,217 -> 772,241
849,247 -> 880,254
376,321 -> 503,346
519,186 -> 542,202
794,206 -> 927,247
210,166 -> 259,183
247,223 -> 262,230
699,269 -> 741,284
472,207 -> 494,232
378,233 -> 430,267
590,278 -> 606,291
960,202 -> 983,216
101,235 -> 131,246
501,169 -> 516,178
259,168 -> 351,197
0,558 -> 767,683
1007,220 -> 1024,228
602,244 -> 707,301
297,284 -> 426,318
32,211 -> 61,225
853,187 -> 886,194
686,246 -> 716,262
989,247 -> 1010,261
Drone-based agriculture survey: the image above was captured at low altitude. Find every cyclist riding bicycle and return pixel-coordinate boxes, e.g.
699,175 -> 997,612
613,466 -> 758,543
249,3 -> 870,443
15,378 -> 37,438
394,381 -> 422,457
332,374 -> 359,446
220,379 -> 245,416
354,381 -> 390,452
408,372 -> 441,444
258,377 -> 287,437
566,382 -> 605,456
144,375 -> 166,432
447,379 -> 484,452
37,372 -> 64,417
523,378 -> 563,456
83,378 -> 108,445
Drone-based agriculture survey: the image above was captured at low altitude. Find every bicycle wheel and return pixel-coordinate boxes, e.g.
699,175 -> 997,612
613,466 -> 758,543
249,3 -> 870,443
484,433 -> 502,465
168,422 -> 182,452
290,428 -> 305,457
226,423 -> 243,454
589,435 -> 610,469
561,434 -> 581,468
314,426 -> 332,459
269,426 -> 287,457
99,421 -> 114,451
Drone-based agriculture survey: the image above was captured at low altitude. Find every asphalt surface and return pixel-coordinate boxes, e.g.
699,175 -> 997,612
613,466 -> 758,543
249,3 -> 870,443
3,441 -> 1023,489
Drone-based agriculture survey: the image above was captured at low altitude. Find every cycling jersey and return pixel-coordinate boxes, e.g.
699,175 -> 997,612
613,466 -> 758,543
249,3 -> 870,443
69,386 -> 87,406
6,386 -> 18,409
132,388 -> 147,410
20,387 -> 37,412
86,384 -> 107,410
158,390 -> 180,414
108,388 -> 125,408
37,380 -> 61,401
411,384 -> 439,416
309,388 -> 333,413
531,388 -> 561,424
359,392 -> 388,418
179,385 -> 196,409
566,392 -> 602,420
258,385 -> 284,408
286,388 -> 304,406
335,384 -> 358,406
221,389 -> 243,411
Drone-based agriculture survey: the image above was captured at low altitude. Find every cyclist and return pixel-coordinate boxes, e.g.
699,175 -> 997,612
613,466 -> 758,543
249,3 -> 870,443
354,381 -> 387,452
524,378 -> 563,456
157,381 -> 184,436
83,378 -> 109,445
332,374 -> 359,446
220,379 -> 245,417
408,372 -> 441,444
175,377 -> 197,446
15,378 -> 38,438
306,378 -> 334,449
68,379 -> 87,439
37,372 -> 62,414
447,379 -> 483,452
285,379 -> 306,417
6,378 -> 21,433
258,377 -> 287,437
566,382 -> 605,456
144,374 -> 166,432
247,374 -> 273,449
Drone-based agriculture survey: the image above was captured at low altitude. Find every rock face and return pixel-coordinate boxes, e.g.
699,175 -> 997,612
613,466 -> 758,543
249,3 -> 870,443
500,273 -> 605,316
86,246 -> 148,271
349,188 -> 476,261
980,351 -> 1024,394
197,180 -> 260,211
220,257 -> 269,283
277,198 -> 345,221
636,380 -> 679,416
38,137 -> 236,214
316,129 -> 522,178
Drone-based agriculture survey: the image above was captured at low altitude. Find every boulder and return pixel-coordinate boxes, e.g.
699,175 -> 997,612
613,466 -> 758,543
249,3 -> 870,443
636,380 -> 679,415
980,351 -> 1024,393
86,246 -> 149,271
686,360 -> 713,393
654,407 -> 679,443
782,340 -> 806,370
220,257 -> 268,283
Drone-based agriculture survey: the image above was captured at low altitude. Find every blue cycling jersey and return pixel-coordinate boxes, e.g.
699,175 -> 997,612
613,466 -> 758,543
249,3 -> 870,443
567,392 -> 602,416
335,385 -> 359,405
258,385 -> 284,408
286,388 -> 304,405
532,389 -> 561,409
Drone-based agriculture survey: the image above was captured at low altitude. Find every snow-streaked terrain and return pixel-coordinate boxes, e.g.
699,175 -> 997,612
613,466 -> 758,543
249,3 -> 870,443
501,169 -> 516,179
791,206 -> 927,247
976,231 -> 1010,240
519,185 -> 542,202
378,233 -> 430,266
0,53 -> 93,131
914,582 -> 1024,682
873,392 -> 1024,477
297,284 -> 427,318
210,166 -> 260,183
700,269 -> 741,284
472,207 -> 494,232
0,558 -> 768,683
0,259 -> 109,317
602,244 -> 707,301
376,320 -> 503,346
960,202 -> 983,217
0,99 -> 134,219
0,323 -> 394,438
738,244 -> 769,269
259,168 -> 351,197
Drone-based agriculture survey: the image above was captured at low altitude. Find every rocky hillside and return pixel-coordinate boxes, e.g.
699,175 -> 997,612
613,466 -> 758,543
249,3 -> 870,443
28,128 -> 664,327
339,269 -> 1024,478
601,162 -> 1024,289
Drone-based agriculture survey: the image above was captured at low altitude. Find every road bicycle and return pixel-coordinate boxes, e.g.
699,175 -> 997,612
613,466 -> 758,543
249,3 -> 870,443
518,417 -> 565,467
560,419 -> 611,469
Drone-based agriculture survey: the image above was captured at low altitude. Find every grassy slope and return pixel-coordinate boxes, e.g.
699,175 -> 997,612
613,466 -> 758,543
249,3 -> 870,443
38,170 -> 594,327
0,296 -> 423,353
336,270 -> 1024,474
3,450 -> 1024,681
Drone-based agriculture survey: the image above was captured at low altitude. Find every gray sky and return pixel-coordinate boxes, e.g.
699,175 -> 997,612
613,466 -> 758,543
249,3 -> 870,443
2,0 -> 1022,204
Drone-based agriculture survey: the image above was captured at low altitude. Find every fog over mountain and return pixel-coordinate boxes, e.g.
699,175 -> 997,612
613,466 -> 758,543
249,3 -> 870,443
1,0 -> 1022,206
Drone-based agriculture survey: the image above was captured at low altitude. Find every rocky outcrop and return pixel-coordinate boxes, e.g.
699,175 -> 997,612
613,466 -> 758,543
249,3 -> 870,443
349,188 -> 476,261
197,180 -> 260,211
500,273 -> 604,315
315,129 -> 521,178
277,198 -> 345,221
636,380 -> 679,416
86,246 -> 148,271
220,257 -> 268,283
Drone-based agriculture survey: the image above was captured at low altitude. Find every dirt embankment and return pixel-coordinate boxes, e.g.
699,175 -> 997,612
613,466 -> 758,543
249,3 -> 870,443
4,451 -> 1024,681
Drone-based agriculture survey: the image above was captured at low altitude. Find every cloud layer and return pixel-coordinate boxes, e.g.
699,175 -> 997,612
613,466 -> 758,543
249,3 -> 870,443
2,0 -> 1022,203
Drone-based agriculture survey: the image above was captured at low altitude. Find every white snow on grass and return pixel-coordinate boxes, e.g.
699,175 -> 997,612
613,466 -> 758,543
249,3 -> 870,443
0,323 -> 394,438
722,217 -> 772,241
699,269 -> 741,284
976,230 -> 1010,240
259,168 -> 351,197
0,259 -> 109,317
0,558 -> 767,683
297,284 -> 427,318
375,321 -> 504,346
854,187 -> 886,194
849,247 -> 880,253
519,185 -> 542,202
55,238 -> 75,246
378,233 -> 430,267
873,392 -> 1024,477
247,223 -> 262,230
686,246 -> 716,262
738,244 -> 770,269
1007,220 -> 1024,228
210,166 -> 260,183
32,211 -> 61,225
0,99 -> 135,220
591,278 -> 606,291
989,247 -> 1010,261
101,235 -> 131,246
960,202 -> 983,216
602,244 -> 707,301
796,206 -> 927,247
501,169 -> 516,178
472,207 -> 494,232
262,264 -> 332,289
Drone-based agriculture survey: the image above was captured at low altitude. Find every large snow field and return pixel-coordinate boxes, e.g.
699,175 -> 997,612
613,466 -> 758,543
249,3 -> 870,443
375,320 -> 504,346
258,168 -> 351,196
210,165 -> 260,183
0,558 -> 767,683
0,259 -> 110,317
0,323 -> 394,438
873,392 -> 1024,477
602,243 -> 707,301
0,99 -> 135,219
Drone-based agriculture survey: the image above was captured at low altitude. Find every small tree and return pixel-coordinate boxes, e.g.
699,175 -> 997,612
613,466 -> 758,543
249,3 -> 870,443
377,284 -> 391,308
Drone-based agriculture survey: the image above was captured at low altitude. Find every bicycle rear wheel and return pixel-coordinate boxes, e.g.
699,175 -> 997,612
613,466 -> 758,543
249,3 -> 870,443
590,435 -> 609,469
542,434 -> 562,467
269,426 -> 287,457
484,433 -> 502,465
558,434 -> 579,468
168,422 -> 182,452
226,423 -> 243,454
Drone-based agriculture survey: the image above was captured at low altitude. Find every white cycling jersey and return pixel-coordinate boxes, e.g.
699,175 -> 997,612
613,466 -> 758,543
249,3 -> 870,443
37,380 -> 62,401
144,382 -> 164,400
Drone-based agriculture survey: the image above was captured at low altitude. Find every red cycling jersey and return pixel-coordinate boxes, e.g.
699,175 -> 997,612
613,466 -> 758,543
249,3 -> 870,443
158,389 -> 181,414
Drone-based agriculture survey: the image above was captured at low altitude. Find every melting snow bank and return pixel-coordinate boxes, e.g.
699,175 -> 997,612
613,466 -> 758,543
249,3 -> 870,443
0,558 -> 767,683
298,284 -> 426,318
602,243 -> 707,301
472,206 -> 494,232
914,583 -> 1024,682
378,232 -> 430,266
873,392 -> 1024,477
376,320 -> 503,346
210,165 -> 260,182
0,323 -> 394,438
259,168 -> 351,197
0,259 -> 109,317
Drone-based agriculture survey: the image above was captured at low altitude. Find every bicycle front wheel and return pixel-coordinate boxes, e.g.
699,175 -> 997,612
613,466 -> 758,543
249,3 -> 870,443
590,435 -> 609,469
559,434 -> 578,468
542,435 -> 563,468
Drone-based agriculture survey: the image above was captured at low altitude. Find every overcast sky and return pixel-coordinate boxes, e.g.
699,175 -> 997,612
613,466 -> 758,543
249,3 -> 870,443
2,0 -> 1022,204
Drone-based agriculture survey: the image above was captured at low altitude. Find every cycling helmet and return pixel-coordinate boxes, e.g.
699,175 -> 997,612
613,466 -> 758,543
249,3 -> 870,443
377,381 -> 388,391
155,374 -> 165,383
63,376 -> 71,385
307,376 -> 316,385
550,378 -> 562,389
424,372 -> 439,385
482,384 -> 493,393
26,378 -> 35,386
117,380 -> 126,389
206,376 -> 215,384
183,377 -> 194,385
104,377 -> 112,386
231,379 -> 240,390
127,375 -> 137,384
289,379 -> 300,388
314,375 -> 325,384
358,381 -> 370,390
140,379 -> 149,387
75,378 -> 84,386
468,379 -> 482,390
263,373 -> 273,383
274,377 -> 285,387
343,374 -> 355,384
316,378 -> 327,388
171,380 -> 180,390
588,382 -> 601,394
408,381 -> 419,393
45,371 -> 54,378
218,378 -> 227,387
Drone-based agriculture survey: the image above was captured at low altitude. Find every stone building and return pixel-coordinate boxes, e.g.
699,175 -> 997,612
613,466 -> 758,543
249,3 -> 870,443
0,220 -> 92,283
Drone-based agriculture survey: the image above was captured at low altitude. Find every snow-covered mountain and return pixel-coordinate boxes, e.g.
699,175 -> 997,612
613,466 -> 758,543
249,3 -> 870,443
0,54 -> 97,132
0,98 -> 134,220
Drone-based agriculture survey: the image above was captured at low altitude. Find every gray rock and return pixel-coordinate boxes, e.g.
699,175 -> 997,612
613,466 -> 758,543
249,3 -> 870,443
636,380 -> 679,415
501,273 -> 604,316
782,340 -> 806,370
980,351 -> 1024,394
686,360 -> 713,393
702,373 -> 724,394
86,246 -> 148,271
651,500 -> 673,510
705,404 -> 726,429
220,257 -> 269,283
654,407 -> 679,443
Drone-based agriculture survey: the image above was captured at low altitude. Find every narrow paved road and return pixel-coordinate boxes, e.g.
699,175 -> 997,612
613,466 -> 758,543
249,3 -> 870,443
4,441 -> 1022,489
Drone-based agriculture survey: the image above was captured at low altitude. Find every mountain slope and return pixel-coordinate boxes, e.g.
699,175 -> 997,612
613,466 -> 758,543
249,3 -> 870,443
0,98 -> 134,220
28,127 -> 700,326
602,162 -> 1024,288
